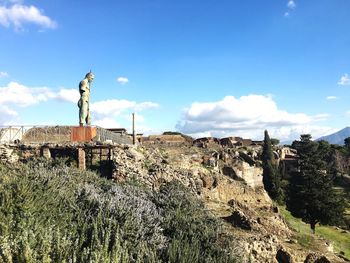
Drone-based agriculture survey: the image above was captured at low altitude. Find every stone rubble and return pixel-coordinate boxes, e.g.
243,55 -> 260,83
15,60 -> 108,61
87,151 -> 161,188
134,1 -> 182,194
0,144 -> 19,163
0,141 -> 346,263
304,253 -> 331,263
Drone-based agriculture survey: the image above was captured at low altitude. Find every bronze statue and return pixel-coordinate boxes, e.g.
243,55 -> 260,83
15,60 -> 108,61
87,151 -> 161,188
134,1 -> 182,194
78,71 -> 94,126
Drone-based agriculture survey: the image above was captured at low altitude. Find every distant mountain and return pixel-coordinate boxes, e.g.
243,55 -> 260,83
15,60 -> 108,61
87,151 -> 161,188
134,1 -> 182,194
316,127 -> 350,145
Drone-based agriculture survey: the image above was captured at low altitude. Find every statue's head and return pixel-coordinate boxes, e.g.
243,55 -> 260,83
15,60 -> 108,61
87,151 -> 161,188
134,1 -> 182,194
85,71 -> 94,82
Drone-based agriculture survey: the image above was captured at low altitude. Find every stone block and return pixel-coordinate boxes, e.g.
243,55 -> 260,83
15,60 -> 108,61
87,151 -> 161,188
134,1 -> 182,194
71,126 -> 96,142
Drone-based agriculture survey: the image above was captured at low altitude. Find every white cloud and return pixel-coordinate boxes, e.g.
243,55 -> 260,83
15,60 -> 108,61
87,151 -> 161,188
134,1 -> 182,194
91,99 -> 158,131
0,81 -> 159,128
0,4 -> 56,30
0,82 -> 81,107
52,88 -> 80,103
269,125 -> 336,142
90,99 -> 158,118
284,0 -> 296,17
0,81 -> 52,107
0,105 -> 18,124
94,117 -> 121,128
182,95 -> 310,124
91,99 -> 138,117
176,95 -> 332,141
326,96 -> 337,100
117,77 -> 129,85
0,81 -> 80,125
338,73 -> 350,86
0,71 -> 9,78
135,102 -> 159,111
287,0 -> 296,9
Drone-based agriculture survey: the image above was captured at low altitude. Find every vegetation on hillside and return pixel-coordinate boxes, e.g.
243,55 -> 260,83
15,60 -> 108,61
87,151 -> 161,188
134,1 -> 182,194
280,206 -> 350,259
287,135 -> 345,233
262,130 -> 284,203
0,159 -> 239,263
261,131 -> 349,245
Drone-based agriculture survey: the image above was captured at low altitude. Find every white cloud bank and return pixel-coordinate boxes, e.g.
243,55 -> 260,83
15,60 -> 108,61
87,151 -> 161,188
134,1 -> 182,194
54,88 -> 80,103
176,95 -> 334,141
0,81 -> 79,124
0,81 -> 160,130
117,77 -> 129,85
0,82 -> 78,107
338,73 -> 350,86
91,99 -> 159,128
0,81 -> 54,107
91,100 -> 158,117
0,3 -> 56,30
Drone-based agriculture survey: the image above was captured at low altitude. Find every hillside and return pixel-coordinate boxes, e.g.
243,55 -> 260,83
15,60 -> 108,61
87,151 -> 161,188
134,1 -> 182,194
317,127 -> 350,145
0,142 -> 349,262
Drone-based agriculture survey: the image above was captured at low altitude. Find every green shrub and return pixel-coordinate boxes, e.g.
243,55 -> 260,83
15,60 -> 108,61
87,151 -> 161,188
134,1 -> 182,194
0,160 -> 239,262
155,181 -> 238,262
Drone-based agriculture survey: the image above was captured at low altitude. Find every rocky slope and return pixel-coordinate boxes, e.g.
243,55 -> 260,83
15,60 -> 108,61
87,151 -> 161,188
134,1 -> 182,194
0,141 -> 347,262
110,143 -> 345,263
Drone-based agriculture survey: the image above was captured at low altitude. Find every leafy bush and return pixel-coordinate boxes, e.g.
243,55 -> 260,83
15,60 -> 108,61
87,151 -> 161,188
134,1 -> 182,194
154,181 -> 236,262
0,160 -> 239,262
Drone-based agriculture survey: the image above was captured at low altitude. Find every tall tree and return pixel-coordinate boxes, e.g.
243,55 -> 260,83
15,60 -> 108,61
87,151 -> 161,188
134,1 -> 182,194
262,130 -> 283,202
344,137 -> 350,155
287,134 -> 345,233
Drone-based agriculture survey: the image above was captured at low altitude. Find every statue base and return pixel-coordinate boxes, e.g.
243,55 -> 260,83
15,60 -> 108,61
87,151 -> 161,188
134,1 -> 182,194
71,126 -> 97,142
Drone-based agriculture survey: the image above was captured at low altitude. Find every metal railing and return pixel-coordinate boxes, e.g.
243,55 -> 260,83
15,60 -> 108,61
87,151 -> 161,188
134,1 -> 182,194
95,127 -> 131,144
0,126 -> 30,144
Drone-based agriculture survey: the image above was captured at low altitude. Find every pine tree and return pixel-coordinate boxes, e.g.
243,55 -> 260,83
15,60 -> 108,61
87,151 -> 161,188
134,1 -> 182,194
287,134 -> 345,233
262,130 -> 283,202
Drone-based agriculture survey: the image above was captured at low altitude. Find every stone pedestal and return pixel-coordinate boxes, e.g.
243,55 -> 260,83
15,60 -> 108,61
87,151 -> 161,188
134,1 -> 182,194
71,126 -> 97,142
78,148 -> 86,170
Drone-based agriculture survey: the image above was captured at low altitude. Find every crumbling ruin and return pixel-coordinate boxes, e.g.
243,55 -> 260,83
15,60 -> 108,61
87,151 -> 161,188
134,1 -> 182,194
1,132 -> 345,263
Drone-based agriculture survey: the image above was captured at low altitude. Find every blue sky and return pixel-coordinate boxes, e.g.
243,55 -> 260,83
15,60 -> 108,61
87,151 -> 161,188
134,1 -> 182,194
1,0 -> 350,141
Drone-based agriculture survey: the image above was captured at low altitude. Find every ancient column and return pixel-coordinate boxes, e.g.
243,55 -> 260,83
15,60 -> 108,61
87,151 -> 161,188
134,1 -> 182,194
132,113 -> 136,145
78,148 -> 86,170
